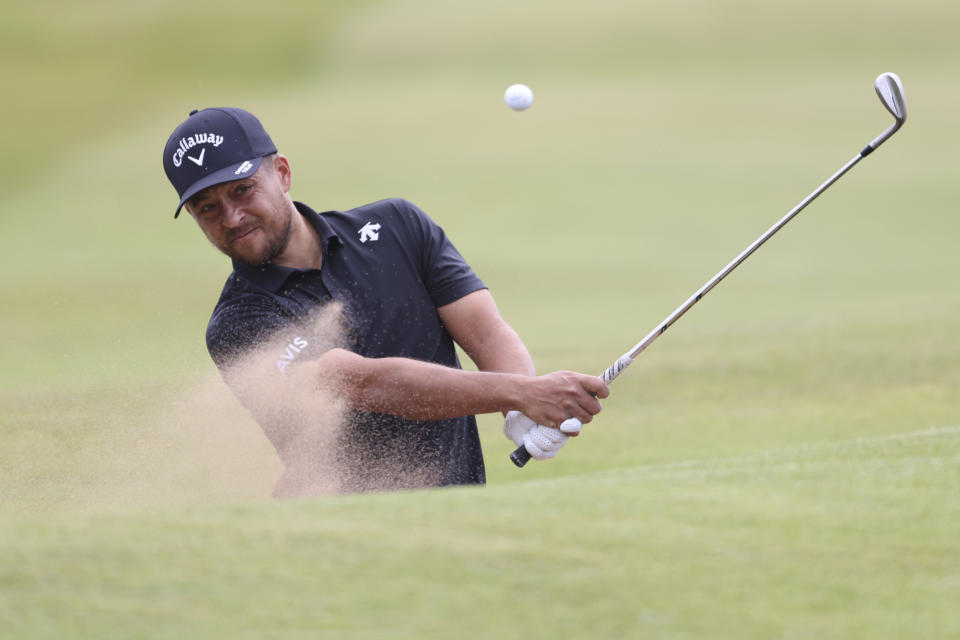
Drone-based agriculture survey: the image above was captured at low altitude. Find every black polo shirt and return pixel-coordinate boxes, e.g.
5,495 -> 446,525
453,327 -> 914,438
206,198 -> 487,492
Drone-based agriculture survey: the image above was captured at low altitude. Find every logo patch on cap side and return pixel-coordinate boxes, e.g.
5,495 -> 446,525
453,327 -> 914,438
235,161 -> 253,175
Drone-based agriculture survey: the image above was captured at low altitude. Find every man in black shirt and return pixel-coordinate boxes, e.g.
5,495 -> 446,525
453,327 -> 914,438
162,107 -> 608,495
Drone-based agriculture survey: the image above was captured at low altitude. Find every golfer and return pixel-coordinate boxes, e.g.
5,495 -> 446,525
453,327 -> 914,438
162,107 -> 608,495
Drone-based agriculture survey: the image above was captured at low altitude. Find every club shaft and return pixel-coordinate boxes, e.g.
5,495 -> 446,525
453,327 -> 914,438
512,72 -> 906,468
603,151 -> 865,384
510,150 -> 868,469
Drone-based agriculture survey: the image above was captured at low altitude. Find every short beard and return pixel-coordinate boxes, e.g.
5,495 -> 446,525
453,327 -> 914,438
228,205 -> 294,267
255,211 -> 293,266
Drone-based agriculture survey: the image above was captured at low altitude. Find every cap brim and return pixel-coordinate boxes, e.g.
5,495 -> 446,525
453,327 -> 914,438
173,156 -> 264,218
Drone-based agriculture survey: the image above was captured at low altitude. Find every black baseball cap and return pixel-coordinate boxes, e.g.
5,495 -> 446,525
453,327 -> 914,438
162,107 -> 277,218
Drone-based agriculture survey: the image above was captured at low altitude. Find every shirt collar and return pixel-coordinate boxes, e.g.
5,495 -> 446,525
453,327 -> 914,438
233,201 -> 343,292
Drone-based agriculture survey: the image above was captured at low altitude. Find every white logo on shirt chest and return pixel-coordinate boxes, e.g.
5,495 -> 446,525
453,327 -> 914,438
276,336 -> 309,374
358,221 -> 381,243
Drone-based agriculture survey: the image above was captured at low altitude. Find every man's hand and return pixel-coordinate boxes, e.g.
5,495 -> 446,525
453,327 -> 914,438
516,371 -> 609,428
503,411 -> 569,460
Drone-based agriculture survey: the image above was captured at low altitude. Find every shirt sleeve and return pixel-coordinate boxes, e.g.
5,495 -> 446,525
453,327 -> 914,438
390,199 -> 487,308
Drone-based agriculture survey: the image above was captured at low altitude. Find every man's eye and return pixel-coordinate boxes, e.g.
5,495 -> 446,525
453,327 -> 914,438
199,203 -> 216,215
236,184 -> 252,196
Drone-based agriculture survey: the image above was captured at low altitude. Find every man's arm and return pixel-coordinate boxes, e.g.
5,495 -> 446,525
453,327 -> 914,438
437,289 -> 535,376
439,288 -> 611,426
306,288 -> 607,428
438,288 -> 603,459
310,347 -> 606,428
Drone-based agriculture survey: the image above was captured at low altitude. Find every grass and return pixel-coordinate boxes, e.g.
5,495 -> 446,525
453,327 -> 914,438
2,0 -> 958,637
3,427 -> 958,639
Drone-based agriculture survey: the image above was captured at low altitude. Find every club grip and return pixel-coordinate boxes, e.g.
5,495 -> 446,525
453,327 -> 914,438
510,445 -> 533,467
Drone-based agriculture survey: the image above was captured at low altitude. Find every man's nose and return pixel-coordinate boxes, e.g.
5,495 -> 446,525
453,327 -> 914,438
221,202 -> 245,227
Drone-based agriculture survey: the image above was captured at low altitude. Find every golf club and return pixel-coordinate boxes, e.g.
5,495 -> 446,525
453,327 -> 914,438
511,72 -> 908,468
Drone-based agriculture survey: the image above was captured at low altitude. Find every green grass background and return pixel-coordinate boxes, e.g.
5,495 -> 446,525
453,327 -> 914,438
2,0 -> 958,637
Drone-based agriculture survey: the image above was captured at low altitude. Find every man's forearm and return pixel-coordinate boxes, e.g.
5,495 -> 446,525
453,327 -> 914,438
314,349 -> 527,420
312,348 -> 607,427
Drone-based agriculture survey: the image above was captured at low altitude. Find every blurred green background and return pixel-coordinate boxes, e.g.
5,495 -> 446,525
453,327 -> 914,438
1,1 -> 958,638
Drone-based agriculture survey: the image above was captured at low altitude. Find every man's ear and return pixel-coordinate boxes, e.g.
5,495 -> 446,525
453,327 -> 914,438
273,154 -> 292,192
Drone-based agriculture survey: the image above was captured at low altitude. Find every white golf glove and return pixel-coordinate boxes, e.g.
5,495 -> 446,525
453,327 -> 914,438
503,410 -> 570,460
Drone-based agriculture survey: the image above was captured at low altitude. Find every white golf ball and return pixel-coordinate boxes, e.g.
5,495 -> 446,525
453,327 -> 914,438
504,84 -> 534,111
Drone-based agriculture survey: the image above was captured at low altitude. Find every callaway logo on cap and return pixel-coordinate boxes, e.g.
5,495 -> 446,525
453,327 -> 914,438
162,107 -> 277,218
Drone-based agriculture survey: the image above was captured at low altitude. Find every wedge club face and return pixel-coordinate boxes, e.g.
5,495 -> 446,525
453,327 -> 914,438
875,72 -> 907,123
866,72 -> 907,152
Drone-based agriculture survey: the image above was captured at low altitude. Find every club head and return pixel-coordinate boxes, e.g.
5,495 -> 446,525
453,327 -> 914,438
864,72 -> 907,153
875,72 -> 907,124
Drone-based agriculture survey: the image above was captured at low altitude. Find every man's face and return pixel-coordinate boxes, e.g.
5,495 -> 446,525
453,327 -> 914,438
186,155 -> 295,266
